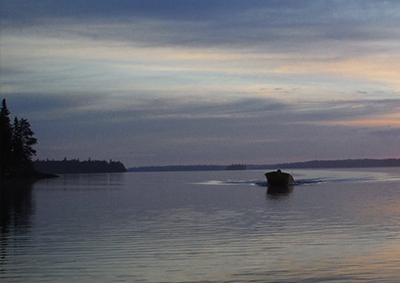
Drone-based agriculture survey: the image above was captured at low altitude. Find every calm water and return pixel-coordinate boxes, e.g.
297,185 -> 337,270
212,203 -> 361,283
1,168 -> 400,282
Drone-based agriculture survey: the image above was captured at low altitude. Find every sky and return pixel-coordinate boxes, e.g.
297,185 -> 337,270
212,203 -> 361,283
1,0 -> 400,167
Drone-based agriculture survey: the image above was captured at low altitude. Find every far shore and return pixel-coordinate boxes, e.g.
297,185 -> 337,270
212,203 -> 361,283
128,158 -> 400,173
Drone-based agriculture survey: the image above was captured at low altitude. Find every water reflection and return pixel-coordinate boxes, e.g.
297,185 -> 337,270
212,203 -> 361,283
0,180 -> 35,273
36,172 -> 125,191
266,185 -> 294,198
1,170 -> 400,282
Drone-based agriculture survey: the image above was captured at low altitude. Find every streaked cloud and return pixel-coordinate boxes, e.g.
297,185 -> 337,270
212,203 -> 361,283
1,0 -> 399,165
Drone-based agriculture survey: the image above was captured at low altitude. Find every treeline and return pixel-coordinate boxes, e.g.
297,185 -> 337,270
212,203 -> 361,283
227,164 -> 247,170
0,99 -> 40,179
129,158 -> 400,173
247,158 -> 400,170
272,158 -> 400,169
129,164 -> 247,172
129,165 -> 226,172
1,98 -> 126,178
34,158 -> 127,174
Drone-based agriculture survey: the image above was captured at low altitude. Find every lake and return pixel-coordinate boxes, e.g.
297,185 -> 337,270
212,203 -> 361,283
1,168 -> 400,282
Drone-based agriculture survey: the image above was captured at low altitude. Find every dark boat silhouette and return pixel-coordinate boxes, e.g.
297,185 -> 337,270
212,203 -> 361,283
265,170 -> 294,186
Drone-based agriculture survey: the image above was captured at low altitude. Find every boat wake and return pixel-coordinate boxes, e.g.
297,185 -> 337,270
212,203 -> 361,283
196,180 -> 268,186
196,174 -> 390,187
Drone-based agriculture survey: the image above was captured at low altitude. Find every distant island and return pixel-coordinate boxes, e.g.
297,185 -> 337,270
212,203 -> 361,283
129,165 -> 226,172
248,158 -> 400,170
227,164 -> 247,170
128,158 -> 400,173
129,164 -> 245,172
34,158 -> 127,174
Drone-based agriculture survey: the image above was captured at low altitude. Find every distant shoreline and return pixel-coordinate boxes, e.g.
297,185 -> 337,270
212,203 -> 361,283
128,158 -> 400,172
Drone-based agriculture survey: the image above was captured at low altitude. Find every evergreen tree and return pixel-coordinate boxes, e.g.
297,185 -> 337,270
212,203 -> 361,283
0,99 -> 13,174
1,99 -> 38,178
12,117 -> 37,165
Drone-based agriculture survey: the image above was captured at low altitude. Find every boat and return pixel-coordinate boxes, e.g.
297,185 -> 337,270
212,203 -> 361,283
265,170 -> 294,186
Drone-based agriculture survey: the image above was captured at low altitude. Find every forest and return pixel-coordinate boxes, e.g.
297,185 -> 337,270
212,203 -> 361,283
34,158 -> 126,174
0,99 -> 40,179
1,99 -> 126,179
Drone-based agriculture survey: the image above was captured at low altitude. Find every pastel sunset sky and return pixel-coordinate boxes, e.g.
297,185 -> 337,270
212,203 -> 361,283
1,0 -> 400,166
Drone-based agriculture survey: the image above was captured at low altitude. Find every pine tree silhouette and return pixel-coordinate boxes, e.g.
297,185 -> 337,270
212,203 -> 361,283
1,99 -> 38,178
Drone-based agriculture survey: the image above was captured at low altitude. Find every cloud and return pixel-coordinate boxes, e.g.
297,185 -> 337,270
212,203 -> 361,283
2,1 -> 319,25
2,1 -> 400,165
2,1 -> 399,97
3,1 -> 399,51
13,94 -> 396,166
370,128 -> 400,138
